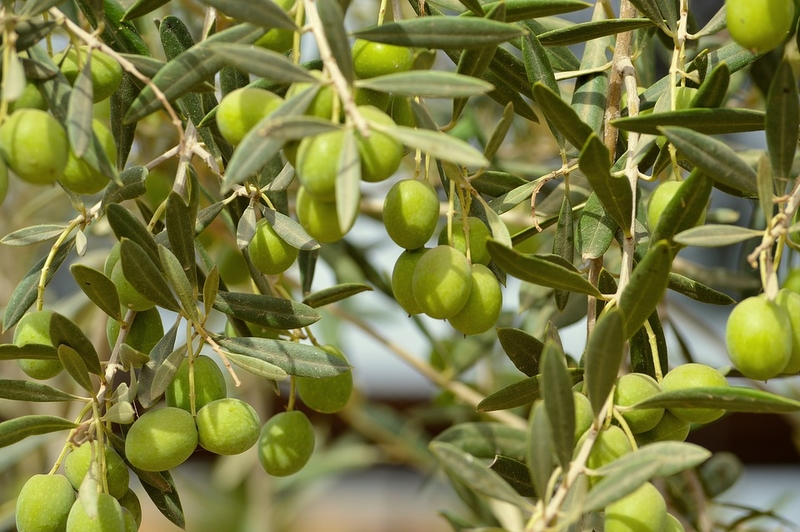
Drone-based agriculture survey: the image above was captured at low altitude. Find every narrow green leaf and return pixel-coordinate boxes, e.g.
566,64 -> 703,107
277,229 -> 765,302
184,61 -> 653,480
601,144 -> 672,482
208,43 -> 316,84
0,380 -> 83,402
369,121 -> 489,168
430,441 -> 533,508
497,327 -> 542,377
213,291 -> 320,329
222,350 -> 287,380
580,136 -> 633,236
1,225 -> 69,247
14,19 -> 58,51
217,337 -> 350,378
577,192 -> 616,260
165,192 -> 197,289
490,456 -> 535,497
485,103 -> 514,162
119,239 -> 181,313
69,264 -> 122,321
538,18 -> 653,46
757,155 -> 775,224
478,370 -> 583,412
49,312 -> 102,375
138,469 -> 185,529
570,3 -> 610,135
102,166 -> 148,207
336,128 -> 361,235
487,240 -> 604,298
318,0 -> 354,85
356,71 -> 494,98
471,171 -> 528,198
618,241 -> 671,337
533,82 -> 594,150
353,17 -> 524,49
634,386 -> 800,413
197,0 -> 296,30
553,194 -> 575,310
137,319 -> 180,409
522,32 -> 563,146
3,239 -> 75,332
629,311 -> 668,379
659,127 -> 757,197
673,224 -> 762,247
150,345 -> 187,400
541,342 -> 575,470
58,345 -> 93,393
67,57 -> 94,157
474,0 -> 589,21
651,171 -> 714,247
766,60 -> 799,179
585,307 -> 626,419
585,441 -> 712,511
107,204 -> 161,268
126,23 -> 265,123
203,266 -> 219,319
158,245 -> 199,322
0,415 -> 78,448
667,272 -> 735,305
626,0 -> 665,29
613,108 -> 765,135
527,402 -> 555,499
691,62 -> 730,109
302,283 -> 373,308
122,0 -> 171,20
260,208 -> 319,251
0,344 -> 57,361
434,422 -> 527,462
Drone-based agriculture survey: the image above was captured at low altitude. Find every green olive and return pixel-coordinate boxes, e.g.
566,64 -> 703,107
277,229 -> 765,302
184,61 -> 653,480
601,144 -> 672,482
165,355 -> 227,413
196,398 -> 261,455
0,109 -> 69,185
448,264 -> 502,335
111,260 -> 156,312
56,46 -> 123,103
216,87 -> 283,146
64,442 -> 130,499
383,179 -> 439,250
106,306 -> 164,355
725,295 -> 792,381
604,481 -> 667,532
13,310 -> 63,380
437,217 -> 492,266
296,129 -> 345,200
296,345 -> 353,413
391,248 -> 429,315
776,288 -> 800,373
15,474 -> 75,532
726,0 -> 794,52
296,185 -> 351,243
248,218 -> 299,275
352,39 -> 414,79
357,105 -> 403,183
124,407 -> 198,472
614,373 -> 664,434
65,492 -> 125,532
60,119 -> 116,195
661,363 -> 728,423
258,410 -> 315,477
411,245 -> 472,319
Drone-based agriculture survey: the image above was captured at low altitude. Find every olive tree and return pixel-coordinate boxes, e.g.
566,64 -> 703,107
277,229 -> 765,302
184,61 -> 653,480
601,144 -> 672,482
2,0 -> 800,530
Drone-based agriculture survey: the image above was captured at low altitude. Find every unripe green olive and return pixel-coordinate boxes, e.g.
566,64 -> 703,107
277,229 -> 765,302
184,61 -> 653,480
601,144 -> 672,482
784,267 -> 800,293
216,87 -> 283,146
573,391 -> 593,443
258,410 -> 315,477
661,363 -> 728,423
0,156 -> 8,205
352,39 -> 414,79
64,443 -> 130,499
635,410 -> 691,446
15,474 -> 75,532
66,492 -> 125,532
391,248 -> 429,315
438,217 -> 492,266
647,180 -> 705,233
448,264 -> 502,335
285,70 -> 335,120
165,355 -> 227,413
296,345 -> 353,413
122,508 -> 137,532
604,481 -> 667,532
584,425 -> 632,471
60,119 -> 116,195
0,109 -> 69,185
354,88 -> 390,112
388,95 -> 416,128
726,0 -> 794,52
248,218 -> 299,275
776,288 -> 800,373
254,0 -> 295,52
296,129 -> 345,200
665,513 -> 686,532
357,105 -> 403,183
106,306 -> 164,355
725,295 -> 792,380
56,46 -> 123,103
13,309 -> 63,380
614,373 -> 665,434
296,185 -> 351,243
111,260 -> 155,312
411,245 -> 472,319
196,398 -> 261,455
8,82 -> 47,112
383,179 -> 439,250
125,407 -> 198,471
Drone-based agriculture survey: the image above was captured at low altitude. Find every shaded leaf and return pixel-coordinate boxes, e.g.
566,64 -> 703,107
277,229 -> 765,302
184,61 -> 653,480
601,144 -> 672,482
527,402 -> 554,499
208,43 -> 315,84
222,351 -> 287,380
50,312 -> 102,375
533,82 -> 593,149
474,0 -> 589,21
538,18 -> 653,46
497,327 -> 542,377
620,241 -> 672,336
673,224 -> 762,247
584,307 -> 625,419
70,264 -> 122,321
336,128 -> 361,234
158,245 -> 199,322
634,386 -> 800,413
318,0 -> 354,85
302,283 -> 373,308
166,192 -> 197,289
0,380 -> 83,402
487,240 -> 604,298
139,469 -> 185,529
107,203 -> 161,268
370,121 -> 489,167
434,422 -> 527,462
353,17 -> 524,49
0,415 -> 77,448
1,225 -> 69,247
217,337 -> 351,378
490,456 -> 535,497
357,71 -> 494,98
137,319 -> 180,409
0,344 -> 58,361
119,239 -> 181,313
541,342 -> 574,470
580,135 -> 632,236
197,0 -> 296,30
766,60 -> 799,180
122,0 -> 171,20
613,108 -> 765,135
213,291 -> 319,329
58,345 -> 93,393
430,441 -> 532,508
577,192 -> 616,259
